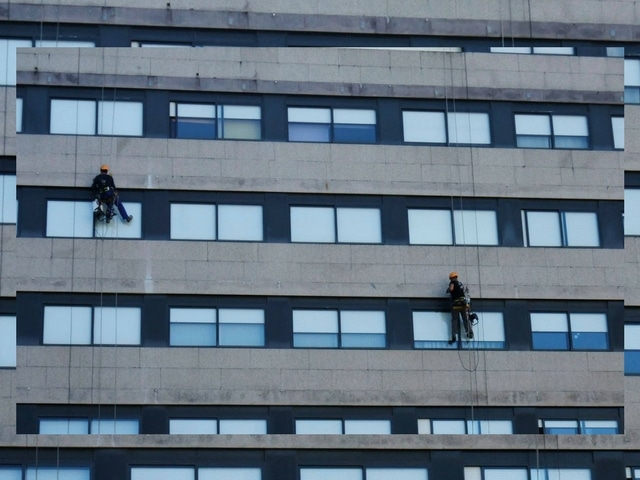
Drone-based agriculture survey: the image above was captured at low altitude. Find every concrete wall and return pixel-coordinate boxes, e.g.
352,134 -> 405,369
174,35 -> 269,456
3,1 -> 640,40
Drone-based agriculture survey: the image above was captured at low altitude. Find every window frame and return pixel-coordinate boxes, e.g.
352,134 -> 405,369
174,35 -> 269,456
530,311 -> 609,351
49,97 -> 144,136
522,209 -> 600,247
169,101 -> 262,140
287,106 -> 377,144
514,113 -> 589,149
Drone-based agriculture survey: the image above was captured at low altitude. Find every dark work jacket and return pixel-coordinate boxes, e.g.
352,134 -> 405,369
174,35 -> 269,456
92,173 -> 117,197
448,280 -> 466,301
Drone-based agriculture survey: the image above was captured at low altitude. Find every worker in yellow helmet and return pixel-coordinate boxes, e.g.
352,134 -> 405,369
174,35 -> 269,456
447,272 -> 472,344
91,164 -> 133,223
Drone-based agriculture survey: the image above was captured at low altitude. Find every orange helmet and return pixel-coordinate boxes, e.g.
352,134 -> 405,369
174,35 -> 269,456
100,164 -> 109,172
449,272 -> 458,279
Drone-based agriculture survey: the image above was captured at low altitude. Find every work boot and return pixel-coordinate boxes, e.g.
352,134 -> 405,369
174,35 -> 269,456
448,335 -> 457,345
126,215 -> 133,223
467,331 -> 474,340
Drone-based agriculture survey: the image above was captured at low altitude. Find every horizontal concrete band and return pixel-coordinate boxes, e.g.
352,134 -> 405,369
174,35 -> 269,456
0,433 -> 630,451
17,72 -> 622,104
2,3 -> 639,41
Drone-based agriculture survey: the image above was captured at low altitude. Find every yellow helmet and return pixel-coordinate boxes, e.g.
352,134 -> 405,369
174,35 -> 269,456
100,164 -> 109,172
449,272 -> 458,279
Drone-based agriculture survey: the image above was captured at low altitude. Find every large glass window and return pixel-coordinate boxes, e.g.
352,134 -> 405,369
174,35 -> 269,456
43,306 -> 92,345
522,210 -> 599,247
412,311 -> 505,350
0,316 -> 16,367
402,111 -> 491,145
170,204 -> 263,241
170,103 -> 261,140
625,189 -> 640,235
418,419 -> 512,434
625,59 -> 640,104
300,468 -> 427,480
93,307 -> 142,345
46,200 -> 142,239
25,468 -> 91,480
465,468 -> 590,480
199,468 -> 261,480
50,99 -> 143,136
530,312 -> 608,351
611,116 -> 624,149
288,107 -> 376,143
169,418 -> 267,434
296,419 -> 391,434
625,324 -> 640,375
0,38 -> 32,85
170,308 -> 265,347
293,309 -> 386,349
408,209 -> 498,245
515,114 -> 589,149
490,47 -> 575,55
290,206 -> 382,244
539,419 -> 618,434
132,468 -> 195,480
0,176 -> 16,224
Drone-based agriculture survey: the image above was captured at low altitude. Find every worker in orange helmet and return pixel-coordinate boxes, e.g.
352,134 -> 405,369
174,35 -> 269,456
447,271 -> 473,344
91,164 -> 133,223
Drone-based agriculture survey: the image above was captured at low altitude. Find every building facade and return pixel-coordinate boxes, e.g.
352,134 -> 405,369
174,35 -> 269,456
0,1 -> 639,479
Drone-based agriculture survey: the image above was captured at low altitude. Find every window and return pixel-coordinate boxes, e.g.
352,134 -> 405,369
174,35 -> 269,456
412,311 -> 505,350
16,98 -> 23,133
625,189 -> 640,235
539,419 -> 618,434
530,312 -> 608,351
419,419 -> 512,434
625,324 -> 640,375
132,468 -> 195,480
157,418 -> 262,435
465,468 -> 590,480
529,469 -> 590,480
93,307 -> 141,345
612,117 -> 624,149
0,467 -> 21,480
0,175 -> 16,224
0,38 -> 32,85
490,47 -> 575,55
293,309 -> 386,348
402,111 -> 491,145
199,468 -> 261,480
625,59 -> 640,104
296,419 -> 391,434
300,468 -> 427,480
35,40 -> 95,47
170,204 -> 263,241
408,209 -> 498,245
170,103 -> 262,140
288,107 -> 376,143
43,306 -> 92,344
522,210 -> 599,247
515,114 -> 589,149
170,308 -> 265,347
0,316 -> 16,367
46,200 -> 142,238
290,206 -> 382,243
90,418 -> 139,434
25,468 -> 91,480
50,99 -> 143,136
40,418 -> 89,434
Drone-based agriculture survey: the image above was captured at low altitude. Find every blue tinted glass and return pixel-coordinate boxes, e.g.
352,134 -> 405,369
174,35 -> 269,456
516,135 -> 551,148
625,351 -> 640,374
414,340 -> 456,350
294,333 -> 338,348
625,87 -> 640,104
288,123 -> 331,142
554,136 -> 588,149
582,425 -> 618,434
170,323 -> 216,346
461,340 -> 506,350
532,332 -> 569,350
219,323 -> 264,346
341,333 -> 386,348
333,124 -> 376,143
544,426 -> 579,434
176,118 -> 216,139
571,332 -> 608,350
